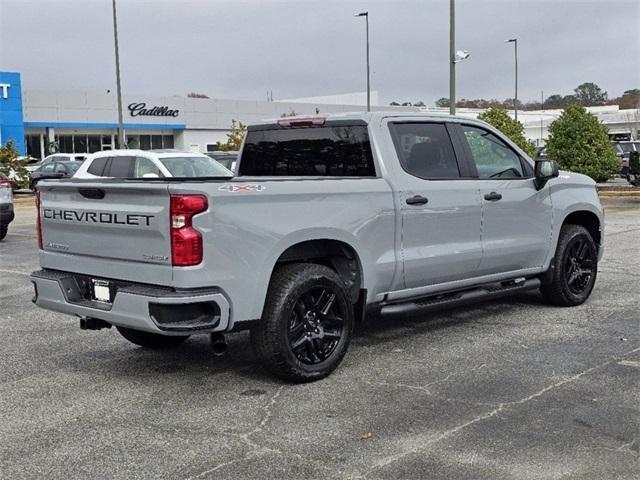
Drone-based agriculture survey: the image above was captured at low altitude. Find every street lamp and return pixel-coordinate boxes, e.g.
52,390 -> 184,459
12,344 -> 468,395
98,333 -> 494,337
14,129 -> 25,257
505,38 -> 518,121
449,0 -> 470,115
354,12 -> 370,112
111,0 -> 125,148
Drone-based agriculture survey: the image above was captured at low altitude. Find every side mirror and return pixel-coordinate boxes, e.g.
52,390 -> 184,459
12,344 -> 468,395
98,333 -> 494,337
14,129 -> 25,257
534,159 -> 559,190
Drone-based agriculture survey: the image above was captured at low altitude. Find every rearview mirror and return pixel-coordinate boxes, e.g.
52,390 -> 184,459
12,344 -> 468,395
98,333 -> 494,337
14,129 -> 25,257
534,159 -> 559,190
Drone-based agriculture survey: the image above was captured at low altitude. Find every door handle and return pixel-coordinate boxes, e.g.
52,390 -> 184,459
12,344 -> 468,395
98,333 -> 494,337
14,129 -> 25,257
406,195 -> 429,205
484,192 -> 502,201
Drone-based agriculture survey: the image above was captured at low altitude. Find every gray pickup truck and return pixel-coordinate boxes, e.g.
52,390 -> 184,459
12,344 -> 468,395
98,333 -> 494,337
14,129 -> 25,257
31,112 -> 604,382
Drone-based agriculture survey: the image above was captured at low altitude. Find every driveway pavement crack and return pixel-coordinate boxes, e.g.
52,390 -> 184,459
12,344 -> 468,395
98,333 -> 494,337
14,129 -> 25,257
364,347 -> 640,475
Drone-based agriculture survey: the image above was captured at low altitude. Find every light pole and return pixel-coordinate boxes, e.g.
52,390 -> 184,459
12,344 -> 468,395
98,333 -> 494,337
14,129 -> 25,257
506,38 -> 518,121
449,0 -> 455,115
449,0 -> 470,115
355,12 -> 370,112
111,0 -> 125,148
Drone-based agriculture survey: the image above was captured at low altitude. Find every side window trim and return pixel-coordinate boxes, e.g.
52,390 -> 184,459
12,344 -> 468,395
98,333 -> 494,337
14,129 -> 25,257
458,123 -> 532,180
388,121 -> 472,181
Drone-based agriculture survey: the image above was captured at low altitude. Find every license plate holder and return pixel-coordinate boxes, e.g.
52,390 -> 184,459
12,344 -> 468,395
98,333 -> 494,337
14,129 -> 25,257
91,279 -> 113,304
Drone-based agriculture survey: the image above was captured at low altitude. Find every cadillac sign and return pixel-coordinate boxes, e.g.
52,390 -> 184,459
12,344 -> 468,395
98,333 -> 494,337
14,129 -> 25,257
128,102 -> 179,118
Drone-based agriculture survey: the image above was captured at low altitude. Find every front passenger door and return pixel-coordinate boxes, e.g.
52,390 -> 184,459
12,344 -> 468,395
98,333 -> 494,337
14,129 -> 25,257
458,124 -> 552,276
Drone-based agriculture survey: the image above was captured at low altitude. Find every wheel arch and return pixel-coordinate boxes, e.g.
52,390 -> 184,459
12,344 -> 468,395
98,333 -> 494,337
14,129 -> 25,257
271,238 -> 364,303
562,210 -> 602,249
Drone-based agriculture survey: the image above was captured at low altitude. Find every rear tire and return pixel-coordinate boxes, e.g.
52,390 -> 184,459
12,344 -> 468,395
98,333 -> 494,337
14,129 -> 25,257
0,223 -> 7,241
541,224 -> 598,306
250,263 -> 354,383
116,326 -> 189,349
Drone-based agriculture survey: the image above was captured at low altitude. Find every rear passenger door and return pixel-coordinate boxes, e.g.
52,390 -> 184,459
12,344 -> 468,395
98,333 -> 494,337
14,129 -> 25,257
456,124 -> 552,275
388,121 -> 483,289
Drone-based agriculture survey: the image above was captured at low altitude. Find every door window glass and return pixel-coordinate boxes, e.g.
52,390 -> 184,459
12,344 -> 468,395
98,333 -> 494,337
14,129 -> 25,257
462,126 -> 524,179
54,163 -> 67,173
106,156 -> 133,177
134,157 -> 162,177
389,123 -> 460,179
87,157 -> 109,176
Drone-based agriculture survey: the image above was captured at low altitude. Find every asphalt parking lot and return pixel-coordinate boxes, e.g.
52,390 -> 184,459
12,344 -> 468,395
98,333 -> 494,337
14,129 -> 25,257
1,196 -> 638,480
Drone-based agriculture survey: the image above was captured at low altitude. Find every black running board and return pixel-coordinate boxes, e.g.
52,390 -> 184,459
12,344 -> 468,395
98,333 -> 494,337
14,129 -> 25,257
380,277 -> 541,317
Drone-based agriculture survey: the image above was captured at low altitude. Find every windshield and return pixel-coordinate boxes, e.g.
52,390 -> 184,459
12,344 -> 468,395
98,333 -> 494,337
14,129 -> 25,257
619,143 -> 636,153
159,156 -> 233,178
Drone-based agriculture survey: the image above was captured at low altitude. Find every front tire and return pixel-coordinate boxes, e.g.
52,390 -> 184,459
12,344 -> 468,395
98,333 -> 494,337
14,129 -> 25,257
250,263 -> 354,383
541,224 -> 598,306
116,326 -> 189,349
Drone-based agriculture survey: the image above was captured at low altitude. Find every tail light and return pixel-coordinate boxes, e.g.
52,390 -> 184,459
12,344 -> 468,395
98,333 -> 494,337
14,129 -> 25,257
170,194 -> 207,266
35,191 -> 43,249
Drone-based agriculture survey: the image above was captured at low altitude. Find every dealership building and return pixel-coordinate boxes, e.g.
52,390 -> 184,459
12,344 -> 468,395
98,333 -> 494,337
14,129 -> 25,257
1,70 -> 637,158
0,71 -> 410,158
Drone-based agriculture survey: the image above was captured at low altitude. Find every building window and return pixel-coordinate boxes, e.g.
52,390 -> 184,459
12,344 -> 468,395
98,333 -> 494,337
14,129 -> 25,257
139,135 -> 151,150
163,135 -> 174,149
73,135 -> 87,153
88,135 -> 101,153
57,135 -> 73,153
26,134 -> 43,159
151,135 -> 163,149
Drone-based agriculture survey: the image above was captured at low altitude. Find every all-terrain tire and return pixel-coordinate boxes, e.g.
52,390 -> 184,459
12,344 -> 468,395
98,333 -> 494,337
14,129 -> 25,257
540,224 -> 598,306
116,326 -> 189,349
0,223 -> 7,241
250,263 -> 354,383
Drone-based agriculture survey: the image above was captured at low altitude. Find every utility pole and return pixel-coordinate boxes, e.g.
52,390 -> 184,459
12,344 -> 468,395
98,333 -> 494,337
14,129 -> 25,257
506,38 -> 518,121
449,0 -> 455,115
111,0 -> 125,148
540,90 -> 544,145
355,12 -> 371,112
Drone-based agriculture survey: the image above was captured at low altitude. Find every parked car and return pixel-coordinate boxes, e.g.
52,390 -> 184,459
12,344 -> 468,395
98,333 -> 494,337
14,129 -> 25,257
204,151 -> 239,172
31,112 -> 604,382
613,141 -> 639,175
73,149 -> 233,179
30,161 -> 81,190
0,181 -> 14,241
25,154 -> 89,173
0,172 -> 19,192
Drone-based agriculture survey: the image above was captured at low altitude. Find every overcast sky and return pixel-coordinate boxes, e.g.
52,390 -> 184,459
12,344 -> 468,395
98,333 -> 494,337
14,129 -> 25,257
1,0 -> 638,105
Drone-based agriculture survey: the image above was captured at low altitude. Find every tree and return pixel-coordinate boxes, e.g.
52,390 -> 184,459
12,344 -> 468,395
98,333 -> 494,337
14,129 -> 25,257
216,119 -> 246,152
435,97 -> 450,108
414,101 -> 426,107
187,92 -> 210,99
0,140 -> 29,189
389,101 -> 400,106
613,89 -> 640,109
546,104 -> 619,182
573,82 -> 607,106
477,108 -> 537,158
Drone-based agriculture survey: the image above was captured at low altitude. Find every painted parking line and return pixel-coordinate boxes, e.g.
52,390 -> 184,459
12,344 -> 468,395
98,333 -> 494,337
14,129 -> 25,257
618,360 -> 640,368
0,268 -> 31,276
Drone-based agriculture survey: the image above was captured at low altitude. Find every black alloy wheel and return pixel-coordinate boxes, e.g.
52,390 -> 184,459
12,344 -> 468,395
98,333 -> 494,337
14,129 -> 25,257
564,236 -> 597,296
541,224 -> 598,306
251,263 -> 354,382
287,286 -> 345,365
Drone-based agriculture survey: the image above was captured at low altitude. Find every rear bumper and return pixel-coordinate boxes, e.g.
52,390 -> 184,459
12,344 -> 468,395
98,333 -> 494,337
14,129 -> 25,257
30,269 -> 231,335
0,203 -> 14,224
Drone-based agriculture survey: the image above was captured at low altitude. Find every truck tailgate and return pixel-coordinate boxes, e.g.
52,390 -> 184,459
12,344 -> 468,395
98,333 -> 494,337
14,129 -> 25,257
38,181 -> 174,285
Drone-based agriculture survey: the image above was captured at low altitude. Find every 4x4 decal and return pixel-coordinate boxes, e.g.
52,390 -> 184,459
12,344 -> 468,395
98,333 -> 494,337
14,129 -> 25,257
218,184 -> 266,193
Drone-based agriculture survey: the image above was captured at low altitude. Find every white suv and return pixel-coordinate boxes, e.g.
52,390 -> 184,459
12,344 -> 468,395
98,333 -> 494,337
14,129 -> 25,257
74,149 -> 233,179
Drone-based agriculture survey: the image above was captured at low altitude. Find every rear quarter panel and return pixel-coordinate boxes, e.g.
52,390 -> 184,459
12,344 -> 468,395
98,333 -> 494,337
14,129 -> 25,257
168,178 -> 396,325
